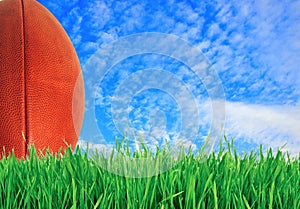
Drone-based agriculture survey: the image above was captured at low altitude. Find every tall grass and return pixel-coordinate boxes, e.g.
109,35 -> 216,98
0,137 -> 299,208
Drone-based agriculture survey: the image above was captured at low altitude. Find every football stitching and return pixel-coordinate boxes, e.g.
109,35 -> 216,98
21,0 -> 28,156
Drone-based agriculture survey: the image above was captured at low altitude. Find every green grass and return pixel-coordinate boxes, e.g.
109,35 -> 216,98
0,137 -> 299,209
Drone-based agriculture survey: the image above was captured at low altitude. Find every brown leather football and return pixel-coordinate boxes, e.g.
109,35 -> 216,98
0,0 -> 85,158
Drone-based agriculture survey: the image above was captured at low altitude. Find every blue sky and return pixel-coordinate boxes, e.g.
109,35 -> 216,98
38,0 -> 300,156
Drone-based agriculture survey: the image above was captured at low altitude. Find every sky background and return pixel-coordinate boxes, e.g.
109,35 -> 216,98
38,0 -> 300,156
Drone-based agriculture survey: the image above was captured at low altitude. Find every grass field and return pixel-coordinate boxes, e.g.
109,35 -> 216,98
0,137 -> 299,209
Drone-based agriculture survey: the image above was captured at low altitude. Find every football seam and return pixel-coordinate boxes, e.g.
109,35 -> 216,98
21,0 -> 28,156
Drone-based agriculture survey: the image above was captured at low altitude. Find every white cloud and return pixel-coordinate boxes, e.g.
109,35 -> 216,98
216,0 -> 299,101
77,140 -> 114,156
207,23 -> 222,38
86,1 -> 112,30
225,102 -> 300,156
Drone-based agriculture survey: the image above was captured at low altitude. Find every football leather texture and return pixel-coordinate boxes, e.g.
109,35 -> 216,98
0,0 -> 85,158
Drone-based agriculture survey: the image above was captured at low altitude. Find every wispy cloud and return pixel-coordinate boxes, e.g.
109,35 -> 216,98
225,102 -> 300,156
39,0 -> 300,105
200,0 -> 300,104
79,100 -> 300,157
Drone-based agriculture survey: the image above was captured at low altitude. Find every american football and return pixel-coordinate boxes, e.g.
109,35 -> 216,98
0,0 -> 84,158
